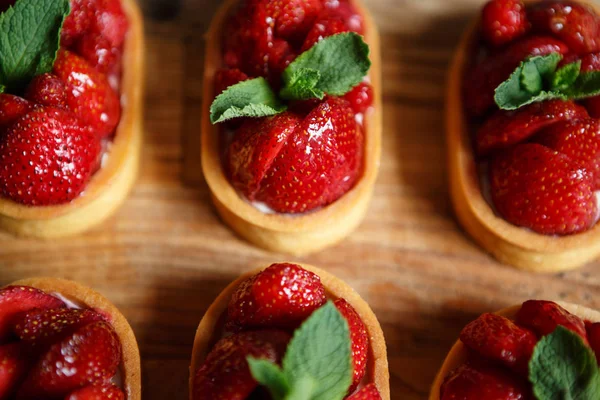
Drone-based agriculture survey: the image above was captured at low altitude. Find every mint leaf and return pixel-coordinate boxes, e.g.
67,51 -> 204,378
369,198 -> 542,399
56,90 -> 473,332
283,301 -> 352,400
562,71 -> 600,99
529,326 -> 600,400
210,77 -> 287,124
0,0 -> 70,92
248,357 -> 289,400
287,376 -> 316,400
552,61 -> 581,90
282,32 -> 370,99
280,68 -> 324,101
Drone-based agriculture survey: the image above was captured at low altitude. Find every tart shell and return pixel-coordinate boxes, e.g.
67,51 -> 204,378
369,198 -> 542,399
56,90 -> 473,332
189,263 -> 390,399
8,277 -> 142,400
201,0 -> 382,255
0,0 -> 144,239
428,301 -> 600,400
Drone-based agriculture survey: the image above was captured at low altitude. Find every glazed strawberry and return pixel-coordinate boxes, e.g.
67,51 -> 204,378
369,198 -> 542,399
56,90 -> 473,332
53,50 -> 121,139
0,94 -> 31,130
65,384 -> 125,400
489,143 -> 597,235
529,1 -> 600,54
460,313 -> 536,375
0,107 -> 101,206
344,82 -> 374,114
24,73 -> 68,109
0,343 -> 28,399
346,383 -> 382,400
475,100 -> 588,156
440,362 -> 530,400
89,0 -> 129,49
586,322 -> 600,363
265,0 -> 322,41
0,286 -> 66,341
75,34 -> 122,75
192,330 -> 290,400
481,0 -> 528,47
18,321 -> 121,399
214,68 -> 249,97
516,300 -> 588,342
227,263 -> 326,329
335,298 -> 369,393
302,17 -> 349,52
558,53 -> 600,118
535,119 -> 600,190
320,1 -> 365,35
62,0 -> 95,46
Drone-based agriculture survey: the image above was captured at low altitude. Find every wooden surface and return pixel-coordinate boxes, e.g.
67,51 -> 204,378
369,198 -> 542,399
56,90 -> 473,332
1,0 -> 600,398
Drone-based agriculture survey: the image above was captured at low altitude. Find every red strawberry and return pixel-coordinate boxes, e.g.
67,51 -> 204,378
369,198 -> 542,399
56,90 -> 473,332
192,330 -> 290,400
24,73 -> 68,108
302,17 -> 349,52
346,383 -> 382,400
535,119 -> 600,190
440,362 -> 530,400
18,321 -> 121,399
89,0 -> 129,49
335,299 -> 369,393
516,300 -> 588,342
53,50 -> 121,139
62,0 -> 96,46
559,53 -> 600,118
0,286 -> 65,342
481,0 -> 529,47
75,34 -> 122,75
586,321 -> 600,363
227,263 -> 326,329
320,1 -> 365,35
0,343 -> 28,399
265,0 -> 322,42
344,82 -> 374,114
0,94 -> 31,130
476,100 -> 588,156
214,68 -> 249,97
529,1 -> 600,54
0,107 -> 101,206
65,384 -> 125,400
460,313 -> 537,375
489,143 -> 597,235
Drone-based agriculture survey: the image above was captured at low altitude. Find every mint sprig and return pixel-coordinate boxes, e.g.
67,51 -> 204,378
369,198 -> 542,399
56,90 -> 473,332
0,0 -> 70,92
248,301 -> 353,400
495,53 -> 600,110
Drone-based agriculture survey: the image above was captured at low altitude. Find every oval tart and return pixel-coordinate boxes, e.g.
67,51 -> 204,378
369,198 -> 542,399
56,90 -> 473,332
429,301 -> 600,400
0,0 -> 144,239
7,277 -> 142,400
189,263 -> 390,399
201,0 -> 382,256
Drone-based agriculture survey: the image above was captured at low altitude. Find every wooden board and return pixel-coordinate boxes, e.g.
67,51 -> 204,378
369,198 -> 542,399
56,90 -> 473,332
0,0 -> 599,398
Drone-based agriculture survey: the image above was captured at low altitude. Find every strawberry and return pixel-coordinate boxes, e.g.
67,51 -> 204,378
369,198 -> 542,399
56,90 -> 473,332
0,286 -> 65,342
516,300 -> 588,342
489,143 -> 597,235
89,0 -> 129,49
0,343 -> 28,399
18,321 -> 121,399
24,73 -> 68,109
192,330 -> 290,400
346,383 -> 382,400
586,321 -> 600,364
320,1 -> 365,35
529,1 -> 600,54
265,0 -> 322,42
65,384 -> 125,400
558,53 -> 600,118
0,107 -> 101,206
61,0 -> 96,46
53,50 -> 121,139
534,119 -> 600,190
460,313 -> 537,375
75,34 -> 122,75
227,263 -> 326,330
475,100 -> 588,156
481,0 -> 529,47
302,16 -> 350,52
344,82 -> 374,114
0,94 -> 31,130
334,299 -> 369,393
440,362 -> 530,400
214,68 -> 249,97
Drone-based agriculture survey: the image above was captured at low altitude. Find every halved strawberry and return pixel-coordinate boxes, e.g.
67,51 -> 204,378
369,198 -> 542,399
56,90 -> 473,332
214,68 -> 249,98
344,82 -> 374,114
192,330 -> 290,400
346,383 -> 382,400
0,343 -> 28,399
335,298 -> 369,393
0,94 -> 31,130
89,0 -> 129,49
481,0 -> 529,47
227,263 -> 326,330
75,34 -> 122,75
489,143 -> 597,235
62,0 -> 96,46
24,73 -> 68,109
65,384 -> 125,400
516,300 -> 588,342
586,321 -> 600,364
302,16 -> 349,52
265,0 -> 322,42
320,1 -> 364,35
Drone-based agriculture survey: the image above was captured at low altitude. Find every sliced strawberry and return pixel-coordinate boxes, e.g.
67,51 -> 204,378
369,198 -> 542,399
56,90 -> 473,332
265,0 -> 322,42
344,82 -> 374,114
516,300 -> 588,342
65,384 -> 125,400
0,107 -> 101,206
481,0 -> 529,47
214,68 -> 249,98
489,143 -> 597,235
18,321 -> 121,399
475,100 -> 588,156
346,383 -> 382,400
0,286 -> 65,342
24,73 -> 68,109
0,343 -> 28,399
460,313 -> 537,375
335,299 -> 369,393
227,263 -> 326,330
62,0 -> 96,46
192,330 -> 290,400
586,321 -> 600,364
0,94 -> 31,130
302,16 -> 350,52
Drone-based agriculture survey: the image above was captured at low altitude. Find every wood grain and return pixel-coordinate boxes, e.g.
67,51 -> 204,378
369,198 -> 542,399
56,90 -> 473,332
0,0 -> 599,398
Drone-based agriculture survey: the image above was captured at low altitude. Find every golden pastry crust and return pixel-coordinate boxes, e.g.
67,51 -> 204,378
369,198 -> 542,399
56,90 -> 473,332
201,0 -> 382,255
429,302 -> 600,400
189,263 -> 390,399
0,0 -> 144,239
8,277 -> 141,400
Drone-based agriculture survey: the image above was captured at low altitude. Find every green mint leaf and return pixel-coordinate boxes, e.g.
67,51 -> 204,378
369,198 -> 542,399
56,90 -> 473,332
562,71 -> 600,99
210,77 -> 287,124
552,61 -> 581,90
248,357 -> 289,400
282,32 -> 370,99
283,301 -> 352,400
0,0 -> 70,92
280,68 -> 324,101
529,326 -> 600,400
286,376 -> 316,400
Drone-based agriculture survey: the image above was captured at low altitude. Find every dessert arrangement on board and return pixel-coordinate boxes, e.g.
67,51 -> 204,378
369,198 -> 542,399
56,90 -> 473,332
190,263 -> 389,400
0,0 -> 143,238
